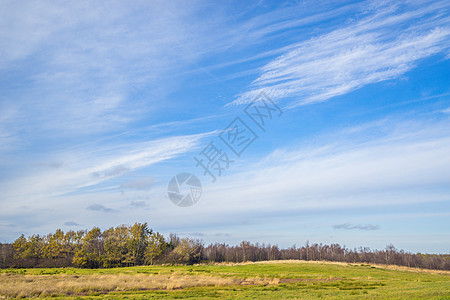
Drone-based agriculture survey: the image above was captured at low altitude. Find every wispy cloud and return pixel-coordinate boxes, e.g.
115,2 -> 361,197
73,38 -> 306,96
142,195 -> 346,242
129,201 -> 148,208
120,177 -> 154,191
189,232 -> 206,237
333,223 -> 380,230
63,221 -> 82,227
0,132 -> 211,212
0,105 -> 19,152
86,204 -> 115,213
143,115 -> 450,232
441,107 -> 450,114
234,1 -> 450,107
0,1 -> 376,143
0,1 -> 257,139
215,233 -> 231,237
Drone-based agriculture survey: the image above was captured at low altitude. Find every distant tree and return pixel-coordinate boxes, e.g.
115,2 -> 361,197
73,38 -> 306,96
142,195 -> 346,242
103,225 -> 132,267
62,230 -> 77,257
168,233 -> 181,249
5,224 -> 450,270
43,229 -> 65,259
129,223 -> 152,265
241,241 -> 250,262
0,243 -> 14,268
12,234 -> 27,259
73,227 -> 103,268
145,232 -> 166,265
169,238 -> 203,264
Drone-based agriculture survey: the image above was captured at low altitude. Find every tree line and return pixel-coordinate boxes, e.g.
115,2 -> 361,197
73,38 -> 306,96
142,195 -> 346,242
0,223 -> 448,270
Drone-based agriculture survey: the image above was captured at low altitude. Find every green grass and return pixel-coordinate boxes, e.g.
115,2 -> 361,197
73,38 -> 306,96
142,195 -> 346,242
1,261 -> 449,299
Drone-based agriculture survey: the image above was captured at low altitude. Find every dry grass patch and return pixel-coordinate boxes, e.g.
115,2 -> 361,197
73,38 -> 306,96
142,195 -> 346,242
0,273 -> 274,298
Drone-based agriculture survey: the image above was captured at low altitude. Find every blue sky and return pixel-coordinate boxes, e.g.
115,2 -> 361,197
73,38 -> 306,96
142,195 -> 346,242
1,0 -> 449,253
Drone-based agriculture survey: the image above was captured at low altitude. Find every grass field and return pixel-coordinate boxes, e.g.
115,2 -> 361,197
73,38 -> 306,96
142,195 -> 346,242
1,260 -> 449,299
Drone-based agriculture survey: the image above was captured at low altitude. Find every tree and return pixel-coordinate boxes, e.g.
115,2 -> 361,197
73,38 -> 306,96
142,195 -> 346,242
103,225 -> 130,267
168,233 -> 181,249
0,243 -> 14,268
169,238 -> 203,264
145,232 -> 166,265
43,229 -> 65,259
241,241 -> 250,262
129,223 -> 152,265
73,227 -> 103,268
12,234 -> 27,259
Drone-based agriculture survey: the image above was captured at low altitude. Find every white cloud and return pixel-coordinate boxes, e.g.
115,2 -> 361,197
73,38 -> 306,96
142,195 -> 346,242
217,122 -> 450,207
120,177 -> 154,191
0,0 -> 247,138
0,131 -> 212,211
133,116 -> 450,231
0,0 -> 375,141
233,1 -> 450,106
0,105 -> 18,152
86,204 -> 115,213
333,223 -> 380,230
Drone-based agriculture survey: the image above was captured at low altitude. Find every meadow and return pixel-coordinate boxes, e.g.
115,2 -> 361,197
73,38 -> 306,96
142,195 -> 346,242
1,260 -> 449,299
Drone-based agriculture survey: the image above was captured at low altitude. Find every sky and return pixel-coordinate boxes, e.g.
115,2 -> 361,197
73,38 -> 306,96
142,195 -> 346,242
0,0 -> 449,253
